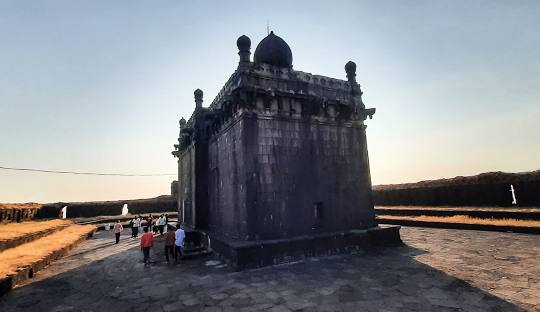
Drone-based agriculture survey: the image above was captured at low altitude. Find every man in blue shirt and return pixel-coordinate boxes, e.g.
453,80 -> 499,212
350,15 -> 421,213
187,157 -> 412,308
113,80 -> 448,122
174,223 -> 185,263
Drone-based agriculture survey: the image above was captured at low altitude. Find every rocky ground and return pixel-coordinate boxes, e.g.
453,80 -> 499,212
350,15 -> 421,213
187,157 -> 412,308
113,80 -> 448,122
0,227 -> 538,312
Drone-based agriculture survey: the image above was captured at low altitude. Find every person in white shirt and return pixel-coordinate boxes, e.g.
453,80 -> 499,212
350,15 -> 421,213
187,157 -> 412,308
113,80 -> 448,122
174,224 -> 186,263
137,216 -> 142,236
131,217 -> 140,238
157,215 -> 166,235
113,220 -> 123,244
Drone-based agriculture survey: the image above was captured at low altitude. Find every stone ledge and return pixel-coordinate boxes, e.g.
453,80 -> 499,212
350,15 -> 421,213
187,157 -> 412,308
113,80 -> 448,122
376,207 -> 540,220
377,218 -> 540,234
209,226 -> 402,270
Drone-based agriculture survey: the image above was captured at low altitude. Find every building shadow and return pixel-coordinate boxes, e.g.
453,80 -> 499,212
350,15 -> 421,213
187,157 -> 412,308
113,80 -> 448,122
0,234 -> 527,312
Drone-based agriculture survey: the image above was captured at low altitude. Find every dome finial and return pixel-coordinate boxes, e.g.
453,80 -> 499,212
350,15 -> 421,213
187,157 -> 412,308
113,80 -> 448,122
345,61 -> 356,82
237,35 -> 251,66
194,89 -> 203,108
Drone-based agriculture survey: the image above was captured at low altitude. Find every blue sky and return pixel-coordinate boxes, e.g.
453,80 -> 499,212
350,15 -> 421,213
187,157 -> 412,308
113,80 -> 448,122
1,1 -> 539,202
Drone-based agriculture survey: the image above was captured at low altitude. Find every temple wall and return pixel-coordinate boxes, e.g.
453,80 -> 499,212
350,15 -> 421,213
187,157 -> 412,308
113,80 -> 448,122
208,113 -> 376,241
177,146 -> 195,227
245,115 -> 376,240
208,117 -> 248,239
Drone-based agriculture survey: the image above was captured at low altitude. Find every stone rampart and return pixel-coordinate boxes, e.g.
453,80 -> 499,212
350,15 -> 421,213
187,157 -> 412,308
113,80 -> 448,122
373,171 -> 540,207
36,196 -> 177,219
0,204 -> 41,223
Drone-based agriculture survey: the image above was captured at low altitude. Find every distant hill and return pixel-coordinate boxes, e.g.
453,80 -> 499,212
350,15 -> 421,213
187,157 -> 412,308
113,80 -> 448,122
0,195 -> 173,208
49,195 -> 174,205
373,170 -> 540,191
1,196 -> 177,220
38,195 -> 177,218
372,170 -> 540,207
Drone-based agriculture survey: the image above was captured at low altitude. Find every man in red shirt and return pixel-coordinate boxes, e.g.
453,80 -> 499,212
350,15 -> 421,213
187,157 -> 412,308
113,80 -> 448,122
140,226 -> 154,265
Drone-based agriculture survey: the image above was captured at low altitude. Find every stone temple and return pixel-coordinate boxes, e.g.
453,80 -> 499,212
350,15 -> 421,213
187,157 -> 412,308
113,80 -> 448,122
173,31 -> 401,269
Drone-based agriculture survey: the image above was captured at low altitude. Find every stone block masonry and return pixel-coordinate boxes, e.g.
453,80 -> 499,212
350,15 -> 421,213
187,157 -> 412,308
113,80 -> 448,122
208,113 -> 376,242
172,31 -> 399,269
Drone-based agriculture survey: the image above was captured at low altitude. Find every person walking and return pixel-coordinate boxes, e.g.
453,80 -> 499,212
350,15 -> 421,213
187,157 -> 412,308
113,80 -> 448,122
164,225 -> 176,263
157,214 -> 166,235
140,227 -> 154,265
131,216 -> 140,238
136,215 -> 142,237
147,214 -> 154,233
174,223 -> 186,263
113,220 -> 123,244
129,217 -> 134,238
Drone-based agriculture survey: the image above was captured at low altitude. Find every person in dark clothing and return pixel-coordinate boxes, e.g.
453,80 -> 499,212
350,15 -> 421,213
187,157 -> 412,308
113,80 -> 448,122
164,225 -> 176,263
147,214 -> 154,233
129,217 -> 136,238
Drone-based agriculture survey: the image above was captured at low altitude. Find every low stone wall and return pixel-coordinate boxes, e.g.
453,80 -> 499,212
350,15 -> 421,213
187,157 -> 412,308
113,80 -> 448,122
373,171 -> 540,207
0,208 -> 41,223
375,207 -> 540,220
376,217 -> 540,235
37,196 -> 177,219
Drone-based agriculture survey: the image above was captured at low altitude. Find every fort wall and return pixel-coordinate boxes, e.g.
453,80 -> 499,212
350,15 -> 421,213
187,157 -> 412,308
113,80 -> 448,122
37,196 -> 177,219
373,171 -> 540,207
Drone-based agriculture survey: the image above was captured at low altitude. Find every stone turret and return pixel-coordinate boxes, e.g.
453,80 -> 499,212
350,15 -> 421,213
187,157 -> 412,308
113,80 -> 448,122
345,60 -> 365,111
178,118 -> 186,142
345,61 -> 357,83
194,89 -> 203,108
237,35 -> 251,67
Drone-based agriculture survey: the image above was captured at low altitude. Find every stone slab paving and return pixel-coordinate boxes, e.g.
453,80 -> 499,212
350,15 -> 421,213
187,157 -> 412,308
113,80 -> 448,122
0,227 -> 538,312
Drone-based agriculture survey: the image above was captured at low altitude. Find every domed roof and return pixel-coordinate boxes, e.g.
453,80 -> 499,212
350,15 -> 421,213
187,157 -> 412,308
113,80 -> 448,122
254,31 -> 293,68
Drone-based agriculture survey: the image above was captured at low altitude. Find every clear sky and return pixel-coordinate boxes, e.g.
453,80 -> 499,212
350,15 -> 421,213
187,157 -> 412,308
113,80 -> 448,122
1,1 -> 539,203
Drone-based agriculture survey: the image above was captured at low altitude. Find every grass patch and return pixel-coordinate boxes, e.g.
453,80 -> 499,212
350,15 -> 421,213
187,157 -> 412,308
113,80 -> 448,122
0,220 -> 72,242
0,224 -> 95,279
378,215 -> 540,227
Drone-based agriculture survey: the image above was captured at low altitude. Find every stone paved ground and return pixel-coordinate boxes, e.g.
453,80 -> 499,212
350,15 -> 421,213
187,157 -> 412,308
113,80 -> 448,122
0,227 -> 538,312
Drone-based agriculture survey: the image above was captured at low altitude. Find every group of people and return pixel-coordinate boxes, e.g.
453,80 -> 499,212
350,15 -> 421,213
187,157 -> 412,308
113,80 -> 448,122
128,214 -> 169,238
111,215 -> 185,265
140,223 -> 185,265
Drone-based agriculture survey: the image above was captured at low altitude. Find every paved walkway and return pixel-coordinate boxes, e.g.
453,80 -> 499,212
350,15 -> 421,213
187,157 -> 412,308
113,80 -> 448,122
0,227 -> 538,311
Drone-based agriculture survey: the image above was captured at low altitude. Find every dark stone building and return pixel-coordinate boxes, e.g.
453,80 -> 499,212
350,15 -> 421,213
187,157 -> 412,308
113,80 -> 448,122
173,32 -> 400,269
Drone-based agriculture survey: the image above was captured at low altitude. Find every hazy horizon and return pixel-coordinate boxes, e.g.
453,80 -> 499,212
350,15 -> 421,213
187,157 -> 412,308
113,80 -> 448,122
1,1 -> 539,203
